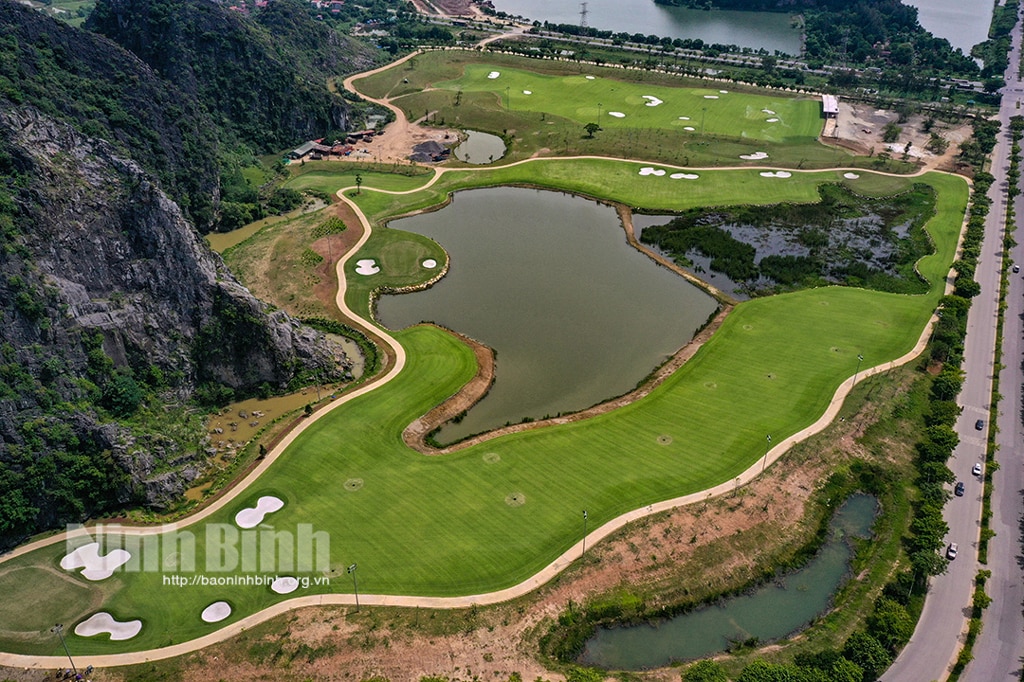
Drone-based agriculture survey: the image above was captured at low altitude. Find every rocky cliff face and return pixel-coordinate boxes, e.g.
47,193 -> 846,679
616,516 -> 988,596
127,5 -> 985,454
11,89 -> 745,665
0,105 -> 352,545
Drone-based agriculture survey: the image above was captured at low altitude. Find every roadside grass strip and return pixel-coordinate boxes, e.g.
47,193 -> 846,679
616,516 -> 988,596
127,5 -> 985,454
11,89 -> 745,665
0,165 -> 967,656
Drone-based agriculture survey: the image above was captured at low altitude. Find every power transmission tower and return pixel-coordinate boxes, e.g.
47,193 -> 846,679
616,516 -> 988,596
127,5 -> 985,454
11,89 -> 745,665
579,2 -> 588,29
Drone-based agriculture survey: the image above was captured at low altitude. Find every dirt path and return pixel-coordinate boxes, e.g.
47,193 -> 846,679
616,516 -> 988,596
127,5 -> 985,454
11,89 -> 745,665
0,56 -> 970,673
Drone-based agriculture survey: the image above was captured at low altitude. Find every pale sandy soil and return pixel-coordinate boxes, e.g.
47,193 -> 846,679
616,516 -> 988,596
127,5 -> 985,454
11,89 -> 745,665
829,101 -> 971,172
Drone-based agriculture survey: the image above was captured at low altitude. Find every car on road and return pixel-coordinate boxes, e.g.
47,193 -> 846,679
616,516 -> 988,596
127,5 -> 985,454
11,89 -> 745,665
947,542 -> 958,560
973,462 -> 983,476
975,419 -> 985,430
1014,263 -> 1020,273
955,481 -> 965,496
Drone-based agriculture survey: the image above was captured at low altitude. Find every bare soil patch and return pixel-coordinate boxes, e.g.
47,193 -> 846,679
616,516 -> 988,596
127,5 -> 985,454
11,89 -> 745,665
830,101 -> 971,172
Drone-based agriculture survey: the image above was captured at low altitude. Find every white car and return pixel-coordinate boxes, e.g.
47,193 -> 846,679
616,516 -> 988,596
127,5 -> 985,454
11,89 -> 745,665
947,543 -> 958,560
972,462 -> 983,476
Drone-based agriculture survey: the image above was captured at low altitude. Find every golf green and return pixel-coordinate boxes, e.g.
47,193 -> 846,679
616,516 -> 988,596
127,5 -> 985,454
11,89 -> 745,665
0,167 -> 968,656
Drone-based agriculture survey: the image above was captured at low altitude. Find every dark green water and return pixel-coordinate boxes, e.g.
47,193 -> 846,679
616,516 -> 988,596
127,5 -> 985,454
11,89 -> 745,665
376,187 -> 717,443
453,130 -> 507,164
580,494 -> 879,670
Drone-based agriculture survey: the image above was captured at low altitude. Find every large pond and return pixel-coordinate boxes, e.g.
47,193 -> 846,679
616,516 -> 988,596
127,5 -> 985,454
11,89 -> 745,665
493,0 -> 991,57
376,187 -> 718,443
904,0 -> 994,54
493,0 -> 802,54
580,494 -> 879,670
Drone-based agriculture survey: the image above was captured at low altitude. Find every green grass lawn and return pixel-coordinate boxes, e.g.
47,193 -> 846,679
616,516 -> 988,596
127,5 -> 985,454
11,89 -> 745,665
0,165 -> 967,655
353,51 -> 883,170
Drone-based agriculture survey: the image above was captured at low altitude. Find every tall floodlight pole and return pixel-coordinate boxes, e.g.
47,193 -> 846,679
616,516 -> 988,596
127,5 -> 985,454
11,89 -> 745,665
582,510 -> 588,556
347,563 -> 359,613
762,434 -> 772,473
52,624 -> 77,676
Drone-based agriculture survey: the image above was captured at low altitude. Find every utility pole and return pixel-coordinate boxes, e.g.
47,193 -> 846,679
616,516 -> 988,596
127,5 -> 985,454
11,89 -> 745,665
51,624 -> 77,676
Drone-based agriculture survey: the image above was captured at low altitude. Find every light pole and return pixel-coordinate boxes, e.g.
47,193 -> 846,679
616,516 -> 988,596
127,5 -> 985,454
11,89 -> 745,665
762,434 -> 772,473
505,85 -> 510,111
597,102 -> 602,121
347,563 -> 359,613
582,510 -> 588,556
51,623 -> 77,676
853,353 -> 864,387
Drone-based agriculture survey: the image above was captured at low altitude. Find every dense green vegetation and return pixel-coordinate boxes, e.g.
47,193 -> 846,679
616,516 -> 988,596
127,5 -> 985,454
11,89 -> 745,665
652,0 -> 979,80
0,1 -> 219,227
641,183 -> 938,294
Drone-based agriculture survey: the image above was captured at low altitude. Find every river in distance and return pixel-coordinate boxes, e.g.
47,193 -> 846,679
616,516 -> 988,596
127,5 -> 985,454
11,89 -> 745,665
492,0 -> 992,56
375,187 -> 718,444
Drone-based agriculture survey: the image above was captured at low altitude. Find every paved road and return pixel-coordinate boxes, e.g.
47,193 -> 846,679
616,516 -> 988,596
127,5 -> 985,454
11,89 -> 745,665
962,9 -> 1024,680
884,12 -> 1022,682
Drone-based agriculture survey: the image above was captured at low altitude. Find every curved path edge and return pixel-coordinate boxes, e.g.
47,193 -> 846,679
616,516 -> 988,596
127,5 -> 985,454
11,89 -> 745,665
0,66 -> 972,665
0,285 -> 951,670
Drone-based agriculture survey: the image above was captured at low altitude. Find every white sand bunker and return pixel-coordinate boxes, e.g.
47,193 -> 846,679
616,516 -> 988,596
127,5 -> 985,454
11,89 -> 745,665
683,126 -> 695,131
487,71 -> 500,79
201,601 -> 232,623
61,543 -> 131,581
719,90 -> 729,94
523,90 -> 532,95
642,95 -> 664,107
422,258 -> 437,268
762,108 -> 776,115
585,75 -> 596,80
638,167 -> 666,176
766,118 -> 779,123
670,173 -> 700,180
355,259 -> 380,275
844,172 -> 860,179
703,95 -> 719,99
740,151 -> 769,160
271,576 -> 300,594
608,111 -> 626,118
678,116 -> 690,120
234,495 -> 284,529
75,613 -> 142,641
760,171 -> 793,178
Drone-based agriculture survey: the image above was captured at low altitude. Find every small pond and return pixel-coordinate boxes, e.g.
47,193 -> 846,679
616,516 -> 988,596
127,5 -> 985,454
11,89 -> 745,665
376,187 -> 717,443
452,130 -> 507,164
579,494 -> 879,670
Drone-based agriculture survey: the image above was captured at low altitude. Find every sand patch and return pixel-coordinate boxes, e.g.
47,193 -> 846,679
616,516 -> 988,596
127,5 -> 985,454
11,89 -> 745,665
678,116 -> 690,120
355,259 -> 380,275
719,90 -> 729,94
585,75 -> 595,80
638,167 -> 666,176
271,577 -> 300,594
522,90 -> 532,95
642,95 -> 664,107
762,108 -> 776,115
703,95 -> 719,99
422,258 -> 437,268
60,543 -> 131,581
683,126 -> 695,131
843,172 -> 860,179
740,151 -> 769,160
670,173 -> 700,180
760,171 -> 793,178
766,118 -> 779,123
608,111 -> 626,118
234,495 -> 284,529
201,601 -> 232,623
75,612 -> 141,640
487,71 -> 500,79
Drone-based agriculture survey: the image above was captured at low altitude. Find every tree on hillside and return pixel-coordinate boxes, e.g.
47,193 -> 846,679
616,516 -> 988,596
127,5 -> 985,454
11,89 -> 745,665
584,122 -> 602,138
